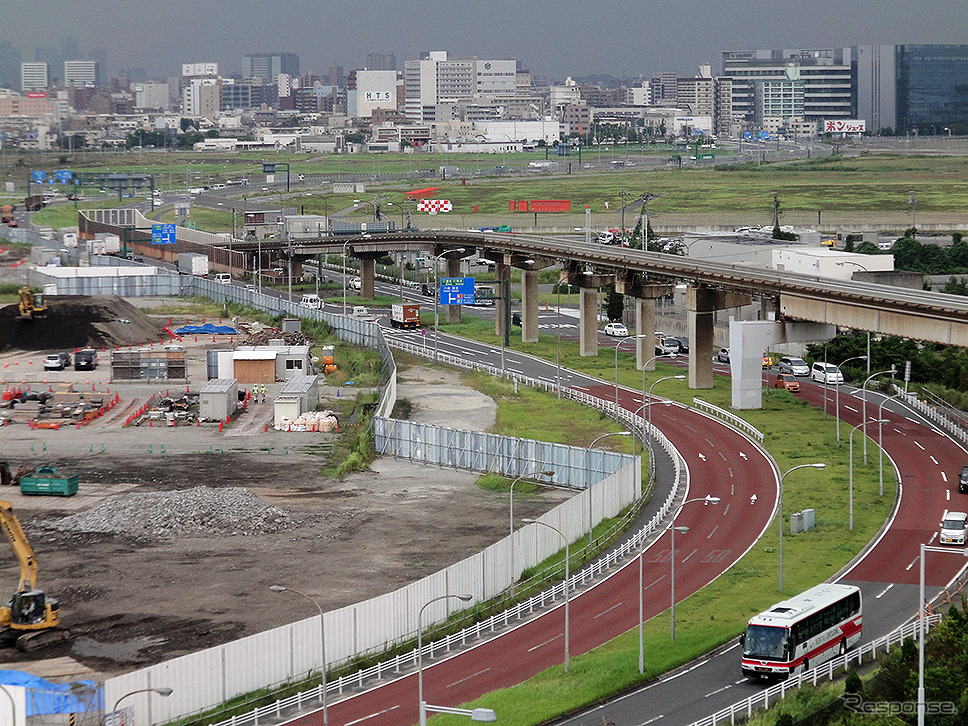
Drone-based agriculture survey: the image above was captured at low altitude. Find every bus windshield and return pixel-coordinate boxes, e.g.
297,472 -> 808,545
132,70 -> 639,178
743,625 -> 788,660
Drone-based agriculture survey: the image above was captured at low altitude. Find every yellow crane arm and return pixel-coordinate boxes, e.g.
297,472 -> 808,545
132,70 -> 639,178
0,501 -> 38,592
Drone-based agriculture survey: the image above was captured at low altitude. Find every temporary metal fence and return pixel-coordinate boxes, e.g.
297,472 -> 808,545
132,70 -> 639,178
687,614 -> 942,726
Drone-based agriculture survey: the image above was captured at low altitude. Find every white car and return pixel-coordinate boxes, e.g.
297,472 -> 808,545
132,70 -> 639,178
811,362 -> 844,384
716,348 -> 730,363
349,277 -> 362,291
940,511 -> 968,545
603,322 -> 629,337
779,356 -> 810,376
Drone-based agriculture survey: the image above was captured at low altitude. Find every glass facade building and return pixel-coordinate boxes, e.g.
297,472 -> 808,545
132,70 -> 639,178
895,45 -> 968,133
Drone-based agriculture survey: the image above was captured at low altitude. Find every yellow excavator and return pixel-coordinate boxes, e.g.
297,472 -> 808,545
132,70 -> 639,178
0,500 -> 68,650
18,286 -> 48,320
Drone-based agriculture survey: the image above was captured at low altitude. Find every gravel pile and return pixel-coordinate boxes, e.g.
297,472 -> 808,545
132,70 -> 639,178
47,486 -> 302,539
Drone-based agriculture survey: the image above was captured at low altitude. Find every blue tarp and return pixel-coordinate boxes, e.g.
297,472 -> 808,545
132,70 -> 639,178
173,323 -> 238,335
0,670 -> 101,715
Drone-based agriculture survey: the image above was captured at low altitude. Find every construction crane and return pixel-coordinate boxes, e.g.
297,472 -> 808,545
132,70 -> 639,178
17,286 -> 48,320
0,500 -> 68,650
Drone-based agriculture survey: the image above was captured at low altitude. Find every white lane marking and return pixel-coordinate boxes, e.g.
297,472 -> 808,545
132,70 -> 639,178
930,532 -> 938,544
681,548 -> 698,563
708,525 -> 719,539
942,472 -> 949,483
894,427 -> 908,436
595,602 -> 623,619
447,668 -> 491,688
528,634 -> 563,652
948,490 -> 951,501
704,684 -> 733,698
906,555 -> 920,571
719,451 -> 727,461
644,576 -> 666,591
723,503 -> 730,515
642,716 -> 665,725
728,468 -> 734,479
844,405 -> 859,412
345,705 -> 400,725
915,441 -> 926,451
876,584 -> 894,599
931,456 -> 939,465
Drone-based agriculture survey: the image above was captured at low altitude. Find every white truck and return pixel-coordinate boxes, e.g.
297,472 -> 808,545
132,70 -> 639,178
176,253 -> 209,276
351,306 -> 378,322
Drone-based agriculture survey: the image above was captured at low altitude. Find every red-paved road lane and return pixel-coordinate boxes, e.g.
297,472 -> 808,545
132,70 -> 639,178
798,383 -> 967,587
285,384 -> 778,726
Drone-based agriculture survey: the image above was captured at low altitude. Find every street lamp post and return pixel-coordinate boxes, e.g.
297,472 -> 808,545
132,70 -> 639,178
834,355 -> 868,445
669,495 -> 721,643
862,368 -> 897,463
418,593 -> 474,726
433,248 -> 466,362
522,518 -> 570,672
586,431 -> 631,547
614,335 -> 650,408
778,464 -> 825,592
509,470 -> 555,592
918,544 -> 968,726
876,395 -> 897,496
269,585 -> 327,725
646,373 -> 686,481
109,688 -> 173,726
849,419 -> 888,531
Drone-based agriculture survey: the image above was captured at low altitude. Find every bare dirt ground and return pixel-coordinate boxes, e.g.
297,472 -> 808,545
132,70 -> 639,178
0,352 -> 569,680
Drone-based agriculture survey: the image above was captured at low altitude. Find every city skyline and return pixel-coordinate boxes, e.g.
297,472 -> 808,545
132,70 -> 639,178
3,0 -> 966,83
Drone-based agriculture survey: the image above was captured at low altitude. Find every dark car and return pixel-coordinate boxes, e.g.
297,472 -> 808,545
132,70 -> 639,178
960,465 -> 968,494
511,311 -> 522,327
421,284 -> 435,297
675,337 -> 689,354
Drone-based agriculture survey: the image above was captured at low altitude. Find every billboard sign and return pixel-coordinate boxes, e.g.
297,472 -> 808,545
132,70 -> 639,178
438,276 -> 475,306
824,119 -> 866,134
417,199 -> 452,214
31,171 -> 46,183
151,223 -> 176,245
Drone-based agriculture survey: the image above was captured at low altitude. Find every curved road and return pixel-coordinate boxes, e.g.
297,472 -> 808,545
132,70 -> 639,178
280,316 -> 778,726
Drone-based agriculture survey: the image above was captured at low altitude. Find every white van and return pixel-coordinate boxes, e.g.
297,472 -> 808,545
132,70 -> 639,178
213,273 -> 231,285
811,362 -> 844,384
300,293 -> 322,310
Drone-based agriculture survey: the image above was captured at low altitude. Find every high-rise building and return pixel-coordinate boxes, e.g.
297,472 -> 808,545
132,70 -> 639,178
720,48 -> 854,127
347,70 -> 398,118
404,51 -> 516,123
366,53 -> 397,71
650,72 -> 678,104
63,59 -> 99,87
21,62 -> 49,92
243,53 -> 299,84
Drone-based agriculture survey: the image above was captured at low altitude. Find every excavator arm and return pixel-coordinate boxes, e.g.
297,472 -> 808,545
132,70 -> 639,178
0,500 -> 38,593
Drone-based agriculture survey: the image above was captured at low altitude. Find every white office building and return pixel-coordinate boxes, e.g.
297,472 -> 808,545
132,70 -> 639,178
64,60 -> 99,87
134,82 -> 170,110
404,51 -> 516,123
721,48 -> 854,127
347,70 -> 398,118
21,62 -> 49,92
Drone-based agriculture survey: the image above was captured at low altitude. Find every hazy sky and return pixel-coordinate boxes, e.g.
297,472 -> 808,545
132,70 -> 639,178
6,0 -> 967,81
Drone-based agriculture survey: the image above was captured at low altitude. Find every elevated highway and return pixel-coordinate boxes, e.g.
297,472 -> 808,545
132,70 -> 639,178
226,229 -> 968,408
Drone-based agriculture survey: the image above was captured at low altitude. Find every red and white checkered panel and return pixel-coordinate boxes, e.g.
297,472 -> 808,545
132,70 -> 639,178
417,199 -> 453,213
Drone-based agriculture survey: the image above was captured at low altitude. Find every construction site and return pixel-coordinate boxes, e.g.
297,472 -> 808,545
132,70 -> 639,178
0,292 -> 569,690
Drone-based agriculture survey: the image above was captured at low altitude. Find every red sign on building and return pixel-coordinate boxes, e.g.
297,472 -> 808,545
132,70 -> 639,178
509,200 -> 572,213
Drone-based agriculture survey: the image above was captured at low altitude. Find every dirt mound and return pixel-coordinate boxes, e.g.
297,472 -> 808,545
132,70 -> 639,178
0,295 -> 163,351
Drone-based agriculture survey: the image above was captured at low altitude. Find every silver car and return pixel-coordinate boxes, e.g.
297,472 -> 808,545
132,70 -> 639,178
779,356 -> 810,376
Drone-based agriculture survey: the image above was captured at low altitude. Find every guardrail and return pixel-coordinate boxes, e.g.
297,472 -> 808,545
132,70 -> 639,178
689,614 -> 942,726
692,398 -> 765,443
892,385 -> 968,447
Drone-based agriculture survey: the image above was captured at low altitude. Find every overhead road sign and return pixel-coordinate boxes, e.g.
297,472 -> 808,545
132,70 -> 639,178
438,276 -> 475,305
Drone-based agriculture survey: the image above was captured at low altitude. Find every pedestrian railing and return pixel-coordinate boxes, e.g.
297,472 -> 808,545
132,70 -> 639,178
692,398 -> 765,443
